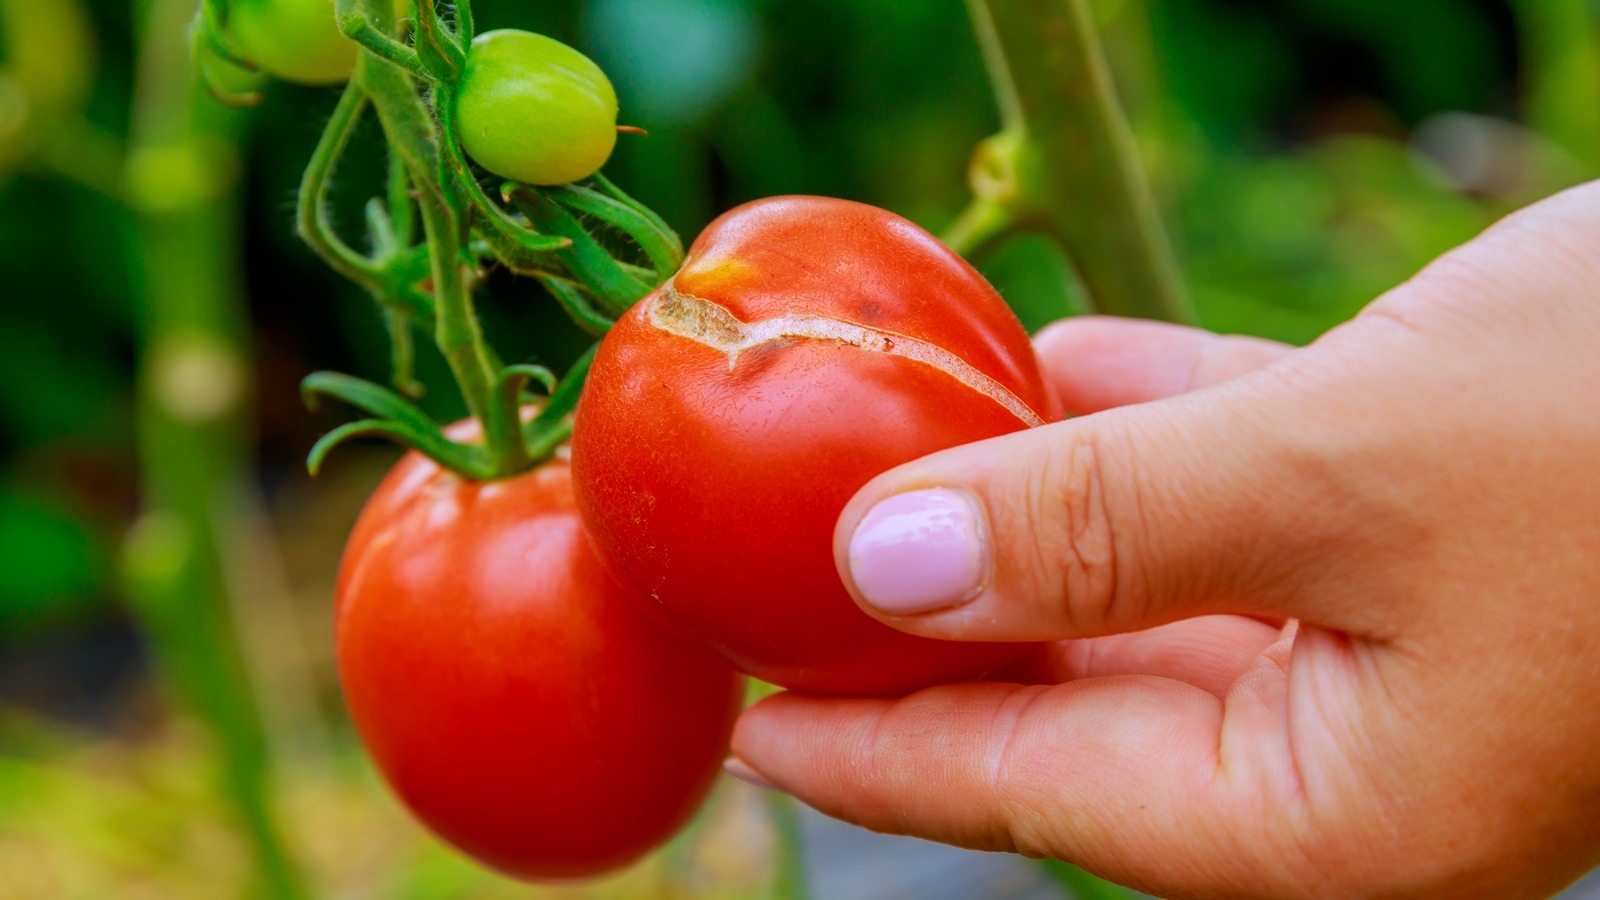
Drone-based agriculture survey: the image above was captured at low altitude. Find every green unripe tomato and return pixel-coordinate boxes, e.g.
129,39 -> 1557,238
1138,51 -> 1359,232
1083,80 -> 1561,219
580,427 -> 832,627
455,30 -> 619,186
229,0 -> 357,86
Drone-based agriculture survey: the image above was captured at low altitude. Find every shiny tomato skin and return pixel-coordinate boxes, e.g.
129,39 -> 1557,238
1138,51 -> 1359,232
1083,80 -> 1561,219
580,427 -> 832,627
336,449 -> 744,881
571,196 -> 1062,695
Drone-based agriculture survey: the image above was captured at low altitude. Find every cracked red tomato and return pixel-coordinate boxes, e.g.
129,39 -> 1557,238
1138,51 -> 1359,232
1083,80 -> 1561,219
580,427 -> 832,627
571,196 -> 1062,695
336,439 -> 744,880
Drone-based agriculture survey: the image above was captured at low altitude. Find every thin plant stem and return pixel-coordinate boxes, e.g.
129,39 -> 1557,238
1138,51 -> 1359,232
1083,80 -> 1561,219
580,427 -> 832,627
296,80 -> 383,289
413,0 -> 465,79
335,0 -> 431,79
962,0 -> 1191,323
387,148 -> 416,246
943,195 -> 1015,259
355,0 -> 525,475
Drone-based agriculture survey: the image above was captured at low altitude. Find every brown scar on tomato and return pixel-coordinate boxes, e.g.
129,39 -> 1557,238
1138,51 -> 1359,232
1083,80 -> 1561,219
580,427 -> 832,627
648,283 -> 1048,428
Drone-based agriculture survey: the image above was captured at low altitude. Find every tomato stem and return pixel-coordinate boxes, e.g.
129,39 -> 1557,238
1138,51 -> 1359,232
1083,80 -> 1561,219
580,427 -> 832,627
959,0 -> 1192,324
125,0 -> 309,896
335,0 -> 431,80
296,79 -> 384,291
294,0 -> 674,480
942,194 -> 1016,261
351,0 -> 532,476
386,147 -> 417,248
413,0 -> 466,79
454,0 -> 476,45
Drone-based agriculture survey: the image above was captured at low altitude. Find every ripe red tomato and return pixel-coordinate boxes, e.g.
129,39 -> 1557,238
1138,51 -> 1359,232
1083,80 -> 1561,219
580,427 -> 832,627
571,196 -> 1062,695
336,443 -> 744,880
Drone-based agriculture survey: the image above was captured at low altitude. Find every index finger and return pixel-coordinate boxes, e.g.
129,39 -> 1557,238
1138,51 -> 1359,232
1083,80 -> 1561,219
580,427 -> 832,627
1036,317 -> 1292,415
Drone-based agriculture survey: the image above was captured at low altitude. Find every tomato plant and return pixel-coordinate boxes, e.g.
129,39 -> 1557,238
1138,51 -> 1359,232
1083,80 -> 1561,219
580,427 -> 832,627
571,196 -> 1063,695
335,440 -> 744,880
228,0 -> 356,86
454,29 -> 619,186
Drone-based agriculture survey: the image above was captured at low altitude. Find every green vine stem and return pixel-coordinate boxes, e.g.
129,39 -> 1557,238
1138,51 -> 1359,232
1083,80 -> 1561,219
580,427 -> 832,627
334,0 -> 430,79
959,0 -> 1191,324
122,0 -> 306,896
412,0 -> 465,78
296,80 -> 383,291
352,0 -> 530,477
957,1 -> 1178,895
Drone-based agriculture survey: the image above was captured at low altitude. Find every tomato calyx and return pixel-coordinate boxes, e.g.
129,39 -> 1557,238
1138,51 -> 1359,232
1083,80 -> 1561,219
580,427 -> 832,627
301,344 -> 596,481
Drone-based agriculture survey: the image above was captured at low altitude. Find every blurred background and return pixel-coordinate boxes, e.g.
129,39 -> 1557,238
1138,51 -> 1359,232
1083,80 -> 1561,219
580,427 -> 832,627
1,0 -> 1597,896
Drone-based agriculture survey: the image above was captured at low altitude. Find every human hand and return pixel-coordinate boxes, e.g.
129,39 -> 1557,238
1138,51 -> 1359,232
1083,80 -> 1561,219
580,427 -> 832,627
728,182 -> 1600,898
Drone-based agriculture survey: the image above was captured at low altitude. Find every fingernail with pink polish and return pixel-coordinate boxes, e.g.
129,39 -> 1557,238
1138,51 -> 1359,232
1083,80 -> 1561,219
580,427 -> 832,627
724,756 -> 780,792
847,488 -> 989,616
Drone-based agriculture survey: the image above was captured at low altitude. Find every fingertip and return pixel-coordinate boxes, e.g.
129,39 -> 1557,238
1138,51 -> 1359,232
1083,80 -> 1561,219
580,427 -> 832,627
732,689 -> 788,745
1032,317 -> 1290,414
1031,315 -> 1125,367
1033,317 -> 1201,413
732,691 -> 833,758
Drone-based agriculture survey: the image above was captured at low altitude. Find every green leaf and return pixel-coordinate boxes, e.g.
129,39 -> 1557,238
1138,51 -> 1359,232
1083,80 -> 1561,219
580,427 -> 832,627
301,370 -> 437,431
548,183 -> 684,280
538,274 -> 614,337
306,419 -> 490,478
507,186 -> 651,316
498,363 -> 557,396
523,344 -> 598,459
301,372 -> 490,476
469,198 -> 574,261
592,171 -> 680,250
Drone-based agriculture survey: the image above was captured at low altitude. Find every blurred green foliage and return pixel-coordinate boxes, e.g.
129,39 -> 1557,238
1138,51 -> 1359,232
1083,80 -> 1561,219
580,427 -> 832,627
0,0 -> 1596,895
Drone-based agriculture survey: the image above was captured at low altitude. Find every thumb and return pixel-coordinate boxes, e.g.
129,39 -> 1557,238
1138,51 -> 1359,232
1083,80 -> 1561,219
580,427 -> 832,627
833,368 -> 1396,642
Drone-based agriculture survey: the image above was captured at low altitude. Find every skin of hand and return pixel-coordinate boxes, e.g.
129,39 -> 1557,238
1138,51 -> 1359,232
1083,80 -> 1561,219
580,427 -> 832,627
727,181 -> 1600,899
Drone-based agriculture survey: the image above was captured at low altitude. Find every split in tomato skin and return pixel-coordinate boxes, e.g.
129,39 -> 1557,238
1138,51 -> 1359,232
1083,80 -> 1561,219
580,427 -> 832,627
571,196 -> 1063,695
336,445 -> 744,881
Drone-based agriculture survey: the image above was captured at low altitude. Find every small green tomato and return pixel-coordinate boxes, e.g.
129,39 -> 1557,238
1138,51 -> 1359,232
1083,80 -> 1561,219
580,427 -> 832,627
229,0 -> 357,86
454,30 -> 619,186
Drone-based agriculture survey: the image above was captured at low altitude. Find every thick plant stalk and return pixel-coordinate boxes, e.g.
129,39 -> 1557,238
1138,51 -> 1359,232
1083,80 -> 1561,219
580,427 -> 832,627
121,0 -> 306,896
956,2 -> 1175,896
961,0 -> 1191,323
1513,0 -> 1600,170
